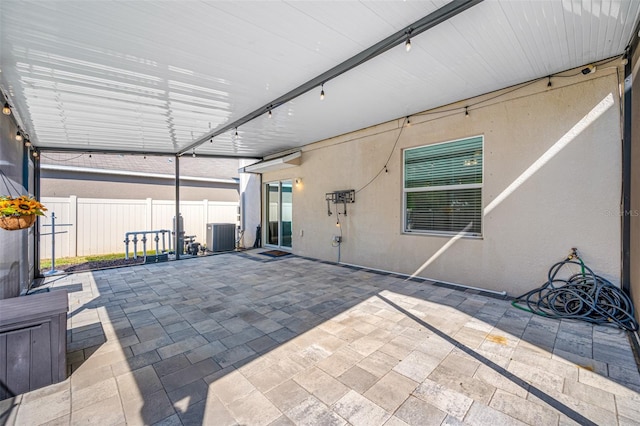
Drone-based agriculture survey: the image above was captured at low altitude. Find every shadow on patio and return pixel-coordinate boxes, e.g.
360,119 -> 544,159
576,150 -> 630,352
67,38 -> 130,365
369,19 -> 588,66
2,251 -> 639,425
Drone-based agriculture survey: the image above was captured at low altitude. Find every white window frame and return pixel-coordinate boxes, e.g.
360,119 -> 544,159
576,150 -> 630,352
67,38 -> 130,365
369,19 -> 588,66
402,135 -> 484,237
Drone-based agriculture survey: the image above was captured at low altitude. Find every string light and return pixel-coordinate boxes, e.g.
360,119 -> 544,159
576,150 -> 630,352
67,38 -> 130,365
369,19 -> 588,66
24,139 -> 31,147
15,131 -> 22,142
465,106 -> 469,117
192,149 -> 196,158
406,116 -> 411,126
320,84 -> 325,101
32,151 -> 38,158
405,29 -> 412,52
268,106 -> 273,118
2,103 -> 10,115
547,76 -> 552,87
235,128 -> 239,138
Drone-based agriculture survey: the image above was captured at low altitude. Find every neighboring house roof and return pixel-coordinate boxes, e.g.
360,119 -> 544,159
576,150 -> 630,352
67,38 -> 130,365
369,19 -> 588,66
40,152 -> 239,182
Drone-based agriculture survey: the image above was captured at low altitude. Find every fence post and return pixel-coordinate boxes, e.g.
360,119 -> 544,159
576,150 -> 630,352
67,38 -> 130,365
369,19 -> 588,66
146,198 -> 153,231
69,195 -> 78,257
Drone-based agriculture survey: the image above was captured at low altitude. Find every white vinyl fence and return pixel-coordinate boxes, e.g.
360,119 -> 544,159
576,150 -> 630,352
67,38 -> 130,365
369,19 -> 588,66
40,196 -> 238,259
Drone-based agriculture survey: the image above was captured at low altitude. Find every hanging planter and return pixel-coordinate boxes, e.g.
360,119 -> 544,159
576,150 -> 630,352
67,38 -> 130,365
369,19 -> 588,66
0,213 -> 37,231
0,195 -> 47,231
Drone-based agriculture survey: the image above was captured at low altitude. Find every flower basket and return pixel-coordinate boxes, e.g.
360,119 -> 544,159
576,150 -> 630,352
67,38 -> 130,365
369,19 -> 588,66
0,195 -> 46,231
0,214 -> 37,230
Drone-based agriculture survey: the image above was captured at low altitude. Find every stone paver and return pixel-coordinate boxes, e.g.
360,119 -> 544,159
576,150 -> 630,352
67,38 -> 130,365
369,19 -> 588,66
2,251 -> 639,425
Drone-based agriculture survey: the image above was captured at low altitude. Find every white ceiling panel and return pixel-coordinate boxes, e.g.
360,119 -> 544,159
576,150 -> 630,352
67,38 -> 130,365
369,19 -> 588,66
1,0 -> 639,159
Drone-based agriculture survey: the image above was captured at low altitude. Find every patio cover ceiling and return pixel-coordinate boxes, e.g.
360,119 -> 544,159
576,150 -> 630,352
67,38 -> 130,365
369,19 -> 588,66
1,1 -> 639,160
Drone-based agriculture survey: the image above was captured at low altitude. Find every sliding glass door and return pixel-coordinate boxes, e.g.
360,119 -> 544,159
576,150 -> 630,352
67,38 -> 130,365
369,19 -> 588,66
265,181 -> 292,249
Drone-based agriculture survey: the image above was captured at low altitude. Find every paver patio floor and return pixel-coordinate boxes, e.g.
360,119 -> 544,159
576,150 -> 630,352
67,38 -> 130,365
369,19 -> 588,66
1,251 -> 639,425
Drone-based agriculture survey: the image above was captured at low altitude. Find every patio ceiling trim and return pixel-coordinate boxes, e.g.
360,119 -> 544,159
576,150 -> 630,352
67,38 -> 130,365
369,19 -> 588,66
178,0 -> 484,157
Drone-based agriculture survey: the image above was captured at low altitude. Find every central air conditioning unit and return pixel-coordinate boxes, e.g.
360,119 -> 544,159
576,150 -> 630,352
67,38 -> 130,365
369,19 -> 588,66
206,223 -> 236,252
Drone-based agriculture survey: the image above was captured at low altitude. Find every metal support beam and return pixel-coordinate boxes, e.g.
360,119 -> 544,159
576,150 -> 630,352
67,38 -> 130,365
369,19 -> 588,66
34,153 -> 41,277
622,48 -> 633,296
36,146 -> 259,160
175,155 -> 181,261
179,0 -> 483,155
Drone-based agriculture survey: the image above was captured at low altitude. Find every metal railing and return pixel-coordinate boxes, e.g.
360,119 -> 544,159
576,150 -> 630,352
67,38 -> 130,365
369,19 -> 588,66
124,230 -> 172,260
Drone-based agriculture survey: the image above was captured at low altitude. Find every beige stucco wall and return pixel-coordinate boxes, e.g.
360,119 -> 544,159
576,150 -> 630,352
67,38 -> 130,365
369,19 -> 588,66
631,44 -> 640,324
263,68 -> 622,296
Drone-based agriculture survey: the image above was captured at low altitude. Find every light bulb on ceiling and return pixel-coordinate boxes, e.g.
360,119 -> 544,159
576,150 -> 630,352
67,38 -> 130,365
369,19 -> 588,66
15,131 -> 22,142
405,37 -> 411,52
2,103 -> 11,115
320,84 -> 325,101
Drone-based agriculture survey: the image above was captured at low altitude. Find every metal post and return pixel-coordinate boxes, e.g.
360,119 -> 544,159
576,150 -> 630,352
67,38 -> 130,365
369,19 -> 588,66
34,153 -> 41,277
42,212 -> 71,276
621,52 -> 633,295
142,235 -> 147,258
132,235 -> 138,259
50,212 -> 56,273
175,155 -> 180,260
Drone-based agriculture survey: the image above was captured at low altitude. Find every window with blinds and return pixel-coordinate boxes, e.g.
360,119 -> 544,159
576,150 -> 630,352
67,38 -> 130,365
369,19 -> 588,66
403,136 -> 483,236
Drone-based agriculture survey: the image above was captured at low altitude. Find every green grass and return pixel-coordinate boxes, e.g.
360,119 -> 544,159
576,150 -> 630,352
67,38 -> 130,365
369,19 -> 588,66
40,251 -> 159,268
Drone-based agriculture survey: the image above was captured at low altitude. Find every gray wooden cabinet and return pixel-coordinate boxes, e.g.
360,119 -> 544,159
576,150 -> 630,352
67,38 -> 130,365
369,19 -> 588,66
0,290 -> 68,400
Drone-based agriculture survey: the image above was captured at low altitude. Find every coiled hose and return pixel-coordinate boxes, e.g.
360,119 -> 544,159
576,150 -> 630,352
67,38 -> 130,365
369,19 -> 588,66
512,255 -> 639,332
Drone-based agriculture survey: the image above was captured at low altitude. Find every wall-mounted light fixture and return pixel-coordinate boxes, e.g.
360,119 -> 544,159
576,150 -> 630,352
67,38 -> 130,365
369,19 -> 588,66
581,64 -> 596,75
295,178 -> 302,187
